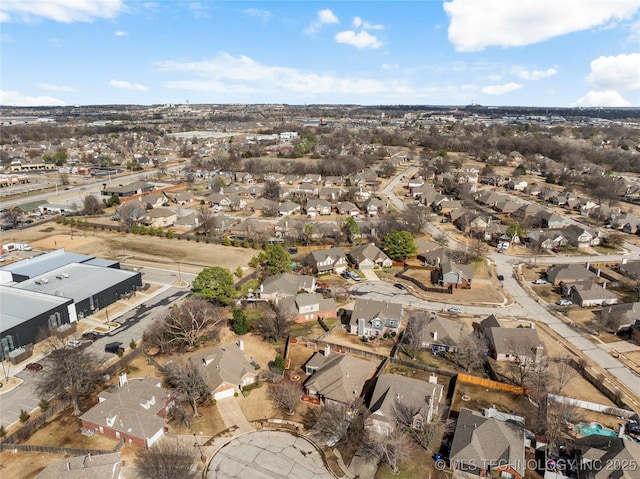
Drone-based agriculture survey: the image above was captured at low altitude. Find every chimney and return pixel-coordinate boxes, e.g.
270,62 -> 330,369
432,331 -> 438,342
324,344 -> 330,357
238,339 -> 244,351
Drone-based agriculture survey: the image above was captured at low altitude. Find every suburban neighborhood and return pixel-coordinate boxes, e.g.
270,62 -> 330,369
1,102 -> 640,479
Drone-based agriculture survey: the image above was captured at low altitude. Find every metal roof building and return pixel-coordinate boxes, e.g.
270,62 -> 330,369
0,248 -> 96,282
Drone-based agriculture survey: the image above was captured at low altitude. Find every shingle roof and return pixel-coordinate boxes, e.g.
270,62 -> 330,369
190,343 -> 257,393
450,408 -> 525,476
35,452 -> 121,479
304,354 -> 377,404
260,273 -> 315,296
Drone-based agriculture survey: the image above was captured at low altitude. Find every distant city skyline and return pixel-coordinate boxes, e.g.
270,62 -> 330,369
1,0 -> 639,108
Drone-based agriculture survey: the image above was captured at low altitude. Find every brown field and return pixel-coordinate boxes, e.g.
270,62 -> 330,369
0,452 -> 66,479
2,221 -> 257,275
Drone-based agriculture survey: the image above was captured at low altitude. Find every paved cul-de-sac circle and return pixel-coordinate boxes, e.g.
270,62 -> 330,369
207,430 -> 335,479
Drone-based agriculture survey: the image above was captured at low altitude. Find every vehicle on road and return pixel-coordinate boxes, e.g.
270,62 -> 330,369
67,339 -> 81,348
447,307 -> 463,313
556,299 -> 573,306
393,283 -> 406,290
81,332 -> 99,341
25,362 -> 42,372
105,342 -> 125,355
343,271 -> 361,282
497,275 -> 505,281
315,287 -> 332,294
534,279 -> 548,284
551,247 -> 560,253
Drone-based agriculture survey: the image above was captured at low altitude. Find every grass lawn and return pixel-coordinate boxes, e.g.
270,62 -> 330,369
374,445 -> 437,479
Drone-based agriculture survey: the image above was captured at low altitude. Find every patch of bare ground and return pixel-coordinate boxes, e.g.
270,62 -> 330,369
7,221 -> 257,274
321,328 -> 394,357
24,408 -> 120,450
170,402 -> 227,437
0,452 -> 65,479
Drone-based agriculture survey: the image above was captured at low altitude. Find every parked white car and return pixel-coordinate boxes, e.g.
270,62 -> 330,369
556,299 -> 572,306
534,279 -> 548,284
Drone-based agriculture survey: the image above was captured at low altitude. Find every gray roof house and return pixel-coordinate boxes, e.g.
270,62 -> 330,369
349,298 -> 403,338
259,273 -> 316,301
190,342 -> 258,400
546,263 -> 598,286
349,243 -> 392,270
367,374 -> 444,434
569,281 -> 618,307
479,315 -> 545,363
601,302 -> 640,332
277,293 -> 338,323
449,408 -> 525,479
303,349 -> 377,406
35,452 -> 122,479
305,247 -> 348,274
79,376 -> 173,449
278,200 -> 301,217
412,312 -> 462,352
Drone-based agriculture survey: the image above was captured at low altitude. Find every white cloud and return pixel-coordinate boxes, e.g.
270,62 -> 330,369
335,30 -> 382,49
305,9 -> 339,34
351,15 -> 383,30
512,66 -> 558,80
242,8 -> 272,22
110,80 -> 148,91
0,0 -> 126,23
572,90 -> 631,107
587,53 -> 640,90
482,82 -> 523,95
444,0 -> 640,51
115,30 -> 128,37
37,83 -> 76,92
0,89 -> 66,106
353,16 -> 362,28
157,53 -> 395,98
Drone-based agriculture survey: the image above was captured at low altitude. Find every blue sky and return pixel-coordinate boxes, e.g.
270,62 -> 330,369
1,0 -> 639,107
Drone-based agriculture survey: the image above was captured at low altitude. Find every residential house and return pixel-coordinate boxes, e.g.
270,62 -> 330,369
569,281 -> 618,307
407,176 -> 425,189
410,183 -> 438,201
363,197 -> 387,217
352,187 -> 372,202
526,230 -> 566,249
349,298 -> 403,338
449,408 -> 525,479
139,193 -> 167,209
419,247 -> 450,268
35,453 -> 122,479
80,376 -> 173,449
620,261 -> 640,279
437,199 -> 462,215
600,302 -> 640,332
336,201 -> 361,216
190,342 -> 257,400
305,247 -> 348,274
573,435 -> 640,479
562,224 -> 601,247
274,217 -> 305,240
409,312 -> 462,352
476,190 -> 506,208
367,374 -> 444,434
612,213 -> 640,233
251,198 -> 279,215
278,200 -> 301,217
205,192 -> 232,210
318,187 -> 348,201
259,273 -> 316,301
303,349 -> 377,406
305,199 -> 332,217
141,207 -> 177,228
546,263 -> 598,286
537,210 -> 566,229
453,211 -> 488,233
507,180 -> 528,191
493,199 -> 522,214
277,292 -> 337,323
440,260 -> 473,288
478,315 -> 545,363
308,221 -> 340,240
174,213 -> 198,229
349,243 -> 392,270
240,184 -> 265,198
225,218 -> 275,239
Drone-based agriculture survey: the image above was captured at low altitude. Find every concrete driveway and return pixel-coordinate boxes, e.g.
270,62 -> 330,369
216,397 -> 253,434
206,430 -> 334,479
360,268 -> 379,281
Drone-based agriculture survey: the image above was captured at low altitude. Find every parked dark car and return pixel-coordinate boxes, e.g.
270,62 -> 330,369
497,275 -> 505,281
393,283 -> 406,290
316,287 -> 332,294
25,362 -> 43,372
105,342 -> 124,355
82,332 -> 99,341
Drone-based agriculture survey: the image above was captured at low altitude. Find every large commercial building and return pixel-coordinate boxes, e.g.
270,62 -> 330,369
0,249 -> 142,360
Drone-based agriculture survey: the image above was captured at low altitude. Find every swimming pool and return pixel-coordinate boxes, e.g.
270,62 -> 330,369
576,422 -> 618,438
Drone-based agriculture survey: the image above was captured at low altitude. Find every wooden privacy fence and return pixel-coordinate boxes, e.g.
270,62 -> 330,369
457,373 -> 529,395
1,440 -> 124,455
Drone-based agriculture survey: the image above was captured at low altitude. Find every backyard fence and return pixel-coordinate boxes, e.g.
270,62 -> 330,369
547,394 -> 636,419
457,373 -> 529,395
1,440 -> 124,455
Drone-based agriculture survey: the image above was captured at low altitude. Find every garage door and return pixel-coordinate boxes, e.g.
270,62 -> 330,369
214,388 -> 236,400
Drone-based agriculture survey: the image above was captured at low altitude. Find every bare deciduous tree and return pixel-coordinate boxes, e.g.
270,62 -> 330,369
544,400 -> 585,454
160,360 -> 209,417
196,205 -> 215,237
412,404 -> 453,455
163,298 -> 224,349
551,358 -> 578,395
135,439 -> 198,479
255,303 -> 292,342
268,379 -> 302,415
142,319 -> 171,355
401,313 -> 430,360
454,330 -> 487,372
364,425 -> 416,476
82,194 -> 103,215
401,204 -> 431,235
35,336 -> 104,416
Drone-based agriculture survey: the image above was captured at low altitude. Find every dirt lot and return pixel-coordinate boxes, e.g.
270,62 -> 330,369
0,451 -> 67,479
2,221 -> 257,275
